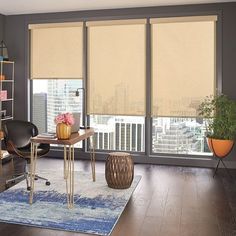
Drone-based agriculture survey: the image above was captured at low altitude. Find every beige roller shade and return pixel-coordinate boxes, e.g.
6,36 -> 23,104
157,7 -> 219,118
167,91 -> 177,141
87,20 -> 146,116
150,15 -> 217,24
30,22 -> 83,79
151,16 -> 216,117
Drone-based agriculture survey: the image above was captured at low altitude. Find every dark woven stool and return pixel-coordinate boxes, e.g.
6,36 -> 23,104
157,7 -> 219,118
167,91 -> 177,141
105,152 -> 134,189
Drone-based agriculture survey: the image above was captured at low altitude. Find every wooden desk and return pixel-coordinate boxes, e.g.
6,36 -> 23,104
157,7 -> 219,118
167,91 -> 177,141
30,128 -> 95,208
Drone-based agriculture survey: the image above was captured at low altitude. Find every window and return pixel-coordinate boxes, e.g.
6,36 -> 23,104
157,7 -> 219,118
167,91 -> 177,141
30,16 -> 217,158
86,19 -> 146,153
30,22 -> 84,148
32,79 -> 83,147
151,16 -> 216,155
90,115 -> 145,152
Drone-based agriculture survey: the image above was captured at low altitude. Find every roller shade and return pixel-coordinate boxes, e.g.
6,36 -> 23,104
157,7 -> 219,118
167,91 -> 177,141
29,22 -> 83,79
87,19 -> 146,116
151,16 -> 217,117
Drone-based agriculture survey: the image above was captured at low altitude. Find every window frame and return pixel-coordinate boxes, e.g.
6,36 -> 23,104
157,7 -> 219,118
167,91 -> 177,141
28,10 -> 222,162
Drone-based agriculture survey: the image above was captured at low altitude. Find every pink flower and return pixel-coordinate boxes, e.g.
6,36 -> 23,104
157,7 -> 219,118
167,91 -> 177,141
54,112 -> 75,126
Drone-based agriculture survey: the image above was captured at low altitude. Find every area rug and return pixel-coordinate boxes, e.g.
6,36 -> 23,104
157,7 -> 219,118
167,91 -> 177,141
0,171 -> 141,235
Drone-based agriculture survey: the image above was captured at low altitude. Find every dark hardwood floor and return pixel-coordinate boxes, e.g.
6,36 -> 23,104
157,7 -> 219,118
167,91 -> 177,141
0,157 -> 236,236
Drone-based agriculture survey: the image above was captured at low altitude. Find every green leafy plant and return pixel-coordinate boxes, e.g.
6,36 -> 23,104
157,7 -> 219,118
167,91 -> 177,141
198,94 -> 236,140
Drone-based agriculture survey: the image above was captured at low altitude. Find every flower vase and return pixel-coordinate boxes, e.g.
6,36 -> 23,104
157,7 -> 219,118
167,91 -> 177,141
56,123 -> 71,140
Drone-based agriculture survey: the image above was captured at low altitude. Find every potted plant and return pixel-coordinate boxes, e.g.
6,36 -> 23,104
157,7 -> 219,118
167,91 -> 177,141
198,94 -> 236,157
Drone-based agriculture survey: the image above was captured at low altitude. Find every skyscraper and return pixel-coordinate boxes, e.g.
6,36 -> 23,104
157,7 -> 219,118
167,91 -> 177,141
47,80 -> 83,132
33,93 -> 47,133
115,119 -> 144,152
91,116 -> 145,152
152,118 -> 205,154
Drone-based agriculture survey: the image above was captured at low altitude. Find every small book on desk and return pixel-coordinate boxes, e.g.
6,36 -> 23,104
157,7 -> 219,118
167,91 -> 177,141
37,133 -> 57,139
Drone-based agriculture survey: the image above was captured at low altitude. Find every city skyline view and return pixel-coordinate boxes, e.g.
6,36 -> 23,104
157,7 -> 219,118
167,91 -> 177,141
33,80 -> 83,134
33,80 -> 210,155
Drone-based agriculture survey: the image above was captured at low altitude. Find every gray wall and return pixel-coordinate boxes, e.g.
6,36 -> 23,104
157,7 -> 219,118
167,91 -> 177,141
3,3 -> 236,166
0,14 -> 4,42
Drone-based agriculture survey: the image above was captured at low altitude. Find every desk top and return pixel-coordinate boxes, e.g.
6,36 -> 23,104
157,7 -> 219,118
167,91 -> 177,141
31,128 -> 94,145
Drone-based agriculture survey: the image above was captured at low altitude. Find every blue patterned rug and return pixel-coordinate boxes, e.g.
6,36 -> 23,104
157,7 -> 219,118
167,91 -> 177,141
0,171 -> 141,235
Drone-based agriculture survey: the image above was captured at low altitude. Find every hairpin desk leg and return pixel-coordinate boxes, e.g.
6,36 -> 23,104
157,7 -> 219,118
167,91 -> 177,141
90,136 -> 96,182
64,145 -> 75,209
64,145 -> 69,206
71,145 -> 75,205
64,146 -> 68,179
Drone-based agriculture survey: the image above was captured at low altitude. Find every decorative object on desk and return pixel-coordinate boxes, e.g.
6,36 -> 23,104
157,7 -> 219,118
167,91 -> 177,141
0,90 -> 7,100
0,40 -> 9,61
55,112 -> 75,139
56,123 -> 71,140
37,133 -> 57,139
0,171 -> 141,236
106,152 -> 134,189
71,112 -> 81,133
198,94 -> 236,177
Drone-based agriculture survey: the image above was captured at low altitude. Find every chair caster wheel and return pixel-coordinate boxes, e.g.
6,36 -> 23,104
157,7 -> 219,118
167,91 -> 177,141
27,186 -> 31,191
46,181 -> 50,186
34,177 -> 38,180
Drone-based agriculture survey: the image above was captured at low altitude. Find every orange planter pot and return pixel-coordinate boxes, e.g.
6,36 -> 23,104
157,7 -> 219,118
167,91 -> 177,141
207,138 -> 234,158
56,123 -> 71,140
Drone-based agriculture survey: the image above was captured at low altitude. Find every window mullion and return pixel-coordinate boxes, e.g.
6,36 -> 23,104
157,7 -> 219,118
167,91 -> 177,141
146,19 -> 152,158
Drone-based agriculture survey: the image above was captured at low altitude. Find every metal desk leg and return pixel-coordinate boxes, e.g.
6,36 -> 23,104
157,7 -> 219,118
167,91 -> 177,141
72,145 -> 74,205
64,145 -> 75,209
64,145 -> 69,206
64,145 -> 68,179
90,136 -> 96,182
29,142 -> 37,204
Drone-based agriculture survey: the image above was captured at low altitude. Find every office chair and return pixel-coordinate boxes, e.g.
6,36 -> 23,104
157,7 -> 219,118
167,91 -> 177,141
3,120 -> 50,190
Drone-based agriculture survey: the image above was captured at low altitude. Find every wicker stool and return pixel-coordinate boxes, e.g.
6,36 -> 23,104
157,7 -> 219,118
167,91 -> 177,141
105,152 -> 134,189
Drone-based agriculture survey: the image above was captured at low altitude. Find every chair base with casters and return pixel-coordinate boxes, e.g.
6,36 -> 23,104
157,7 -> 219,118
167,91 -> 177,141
3,120 -> 51,190
5,159 -> 51,190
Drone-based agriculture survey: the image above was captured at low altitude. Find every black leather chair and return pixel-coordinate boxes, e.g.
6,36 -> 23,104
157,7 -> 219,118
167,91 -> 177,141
3,120 -> 50,190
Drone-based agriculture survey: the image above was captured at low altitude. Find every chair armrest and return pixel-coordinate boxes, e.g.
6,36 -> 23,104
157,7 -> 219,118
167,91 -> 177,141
6,140 -> 26,158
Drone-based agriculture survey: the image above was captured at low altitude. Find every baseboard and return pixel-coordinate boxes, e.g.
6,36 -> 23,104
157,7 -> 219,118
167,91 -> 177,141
45,148 -> 236,169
